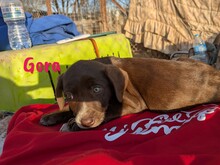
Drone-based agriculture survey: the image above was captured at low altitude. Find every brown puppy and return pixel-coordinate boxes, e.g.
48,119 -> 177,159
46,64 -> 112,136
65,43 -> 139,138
40,57 -> 220,131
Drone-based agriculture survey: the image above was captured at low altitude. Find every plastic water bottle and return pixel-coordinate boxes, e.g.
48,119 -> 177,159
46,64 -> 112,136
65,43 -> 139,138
190,34 -> 208,63
1,0 -> 32,50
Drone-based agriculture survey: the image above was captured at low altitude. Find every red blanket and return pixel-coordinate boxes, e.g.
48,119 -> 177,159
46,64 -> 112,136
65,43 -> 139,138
0,103 -> 220,165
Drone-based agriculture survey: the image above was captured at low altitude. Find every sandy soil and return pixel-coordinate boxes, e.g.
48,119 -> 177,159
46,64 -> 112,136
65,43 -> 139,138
0,113 -> 13,155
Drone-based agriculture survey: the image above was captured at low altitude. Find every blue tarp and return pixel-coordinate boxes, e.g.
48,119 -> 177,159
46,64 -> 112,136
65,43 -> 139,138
0,9 -> 80,51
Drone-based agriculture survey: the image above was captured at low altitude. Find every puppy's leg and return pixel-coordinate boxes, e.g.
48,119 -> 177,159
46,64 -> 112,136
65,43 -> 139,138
40,110 -> 74,126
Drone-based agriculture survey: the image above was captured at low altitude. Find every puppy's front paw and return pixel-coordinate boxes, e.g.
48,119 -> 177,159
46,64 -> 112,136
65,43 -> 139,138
68,118 -> 82,131
60,123 -> 70,132
59,118 -> 82,132
40,110 -> 73,126
40,114 -> 58,126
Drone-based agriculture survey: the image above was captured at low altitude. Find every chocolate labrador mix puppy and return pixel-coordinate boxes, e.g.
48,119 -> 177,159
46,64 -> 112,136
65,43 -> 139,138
40,57 -> 220,131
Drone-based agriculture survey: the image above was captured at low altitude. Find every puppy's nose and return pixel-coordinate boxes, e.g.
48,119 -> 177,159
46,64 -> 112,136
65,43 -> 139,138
80,118 -> 94,127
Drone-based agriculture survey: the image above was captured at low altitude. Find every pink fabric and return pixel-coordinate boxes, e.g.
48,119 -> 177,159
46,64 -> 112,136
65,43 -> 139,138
0,103 -> 220,165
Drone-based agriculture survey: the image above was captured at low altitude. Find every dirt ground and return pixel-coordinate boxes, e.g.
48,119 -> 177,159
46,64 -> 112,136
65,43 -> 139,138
0,112 -> 13,155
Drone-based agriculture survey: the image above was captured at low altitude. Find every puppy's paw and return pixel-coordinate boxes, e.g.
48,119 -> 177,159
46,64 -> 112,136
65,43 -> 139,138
40,114 -> 59,126
60,123 -> 70,132
59,118 -> 82,132
68,119 -> 82,131
40,110 -> 73,126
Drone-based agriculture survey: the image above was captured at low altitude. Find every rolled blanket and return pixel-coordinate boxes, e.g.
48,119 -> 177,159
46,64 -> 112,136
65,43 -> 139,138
29,14 -> 80,46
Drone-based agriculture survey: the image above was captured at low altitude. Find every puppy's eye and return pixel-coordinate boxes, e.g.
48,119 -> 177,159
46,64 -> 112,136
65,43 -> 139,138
91,85 -> 103,94
64,92 -> 73,101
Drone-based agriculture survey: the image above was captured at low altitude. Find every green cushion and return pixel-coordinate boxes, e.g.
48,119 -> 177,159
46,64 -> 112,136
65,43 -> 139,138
0,34 -> 133,111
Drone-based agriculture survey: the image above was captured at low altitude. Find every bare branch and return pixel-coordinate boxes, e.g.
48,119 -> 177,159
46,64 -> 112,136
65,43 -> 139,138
111,0 -> 127,15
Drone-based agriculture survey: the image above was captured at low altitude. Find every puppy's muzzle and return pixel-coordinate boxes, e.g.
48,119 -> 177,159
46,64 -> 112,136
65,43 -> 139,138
70,101 -> 106,129
80,117 -> 95,127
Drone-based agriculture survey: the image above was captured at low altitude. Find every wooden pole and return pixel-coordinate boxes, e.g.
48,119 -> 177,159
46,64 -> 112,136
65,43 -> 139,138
100,0 -> 108,32
46,0 -> 52,15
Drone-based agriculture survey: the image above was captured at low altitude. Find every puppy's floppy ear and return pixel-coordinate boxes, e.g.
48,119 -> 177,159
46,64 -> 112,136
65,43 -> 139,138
105,65 -> 128,102
55,74 -> 65,110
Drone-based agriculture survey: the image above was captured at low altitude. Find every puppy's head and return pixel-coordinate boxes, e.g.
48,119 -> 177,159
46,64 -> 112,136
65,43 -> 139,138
56,60 -> 125,129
